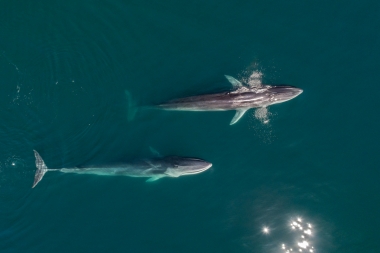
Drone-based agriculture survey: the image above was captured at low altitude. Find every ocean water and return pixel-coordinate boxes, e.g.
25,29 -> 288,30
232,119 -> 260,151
1,0 -> 379,252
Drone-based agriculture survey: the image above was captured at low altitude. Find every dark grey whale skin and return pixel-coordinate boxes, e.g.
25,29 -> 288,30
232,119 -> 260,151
158,85 -> 303,111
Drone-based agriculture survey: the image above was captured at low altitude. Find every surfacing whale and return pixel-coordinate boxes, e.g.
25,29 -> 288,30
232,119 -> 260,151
158,75 -> 303,125
32,150 -> 212,188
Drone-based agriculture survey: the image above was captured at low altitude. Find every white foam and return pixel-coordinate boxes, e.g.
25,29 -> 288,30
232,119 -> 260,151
254,107 -> 269,124
246,70 -> 263,88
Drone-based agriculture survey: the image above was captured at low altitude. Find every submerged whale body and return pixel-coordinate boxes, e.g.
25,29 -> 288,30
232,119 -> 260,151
32,150 -> 212,188
158,75 -> 303,125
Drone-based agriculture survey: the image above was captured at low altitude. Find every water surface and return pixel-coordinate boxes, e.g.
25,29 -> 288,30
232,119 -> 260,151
0,0 -> 379,252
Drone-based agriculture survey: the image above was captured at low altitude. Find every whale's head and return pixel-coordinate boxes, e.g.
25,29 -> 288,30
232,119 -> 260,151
164,156 -> 212,177
267,86 -> 303,104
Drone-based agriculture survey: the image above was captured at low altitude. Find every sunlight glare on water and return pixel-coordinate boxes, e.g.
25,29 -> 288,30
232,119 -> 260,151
281,217 -> 316,253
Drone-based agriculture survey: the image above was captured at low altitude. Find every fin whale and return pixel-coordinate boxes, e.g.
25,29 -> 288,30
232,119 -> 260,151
32,150 -> 212,188
158,75 -> 303,125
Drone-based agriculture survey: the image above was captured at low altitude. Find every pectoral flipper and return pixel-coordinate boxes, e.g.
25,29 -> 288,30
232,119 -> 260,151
230,109 -> 249,125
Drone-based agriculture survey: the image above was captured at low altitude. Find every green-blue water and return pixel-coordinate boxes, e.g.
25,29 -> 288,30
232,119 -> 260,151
1,0 -> 379,252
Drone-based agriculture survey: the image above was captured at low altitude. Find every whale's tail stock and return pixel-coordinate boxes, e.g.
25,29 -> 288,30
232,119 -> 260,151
32,150 -> 49,188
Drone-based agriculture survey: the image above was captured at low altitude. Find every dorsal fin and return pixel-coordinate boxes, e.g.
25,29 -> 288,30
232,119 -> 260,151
225,75 -> 243,89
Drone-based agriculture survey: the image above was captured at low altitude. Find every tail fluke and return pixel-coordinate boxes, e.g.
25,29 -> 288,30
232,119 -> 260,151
125,90 -> 138,121
32,150 -> 48,188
